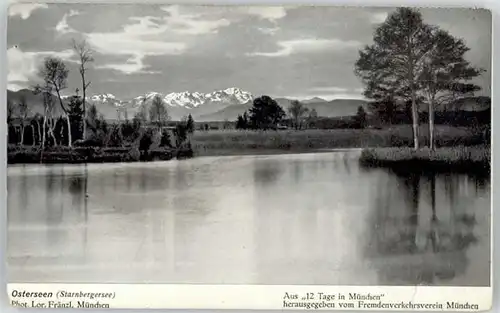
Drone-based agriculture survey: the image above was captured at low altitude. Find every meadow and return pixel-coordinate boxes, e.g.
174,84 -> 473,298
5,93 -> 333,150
191,124 -> 486,156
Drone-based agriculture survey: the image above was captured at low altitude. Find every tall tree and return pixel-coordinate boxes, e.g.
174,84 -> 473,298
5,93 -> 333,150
419,29 -> 482,149
32,113 -> 43,146
17,95 -> 30,145
186,114 -> 195,133
288,100 -> 309,130
7,99 -> 15,143
248,95 -> 285,130
243,111 -> 249,127
305,108 -> 318,129
72,39 -> 94,140
236,114 -> 245,129
7,99 -> 14,126
34,82 -> 58,147
308,108 -> 318,119
38,57 -> 72,146
68,94 -> 85,141
134,94 -> 150,126
355,8 -> 435,149
368,97 -> 397,124
355,105 -> 367,129
149,94 -> 169,129
86,103 -> 99,138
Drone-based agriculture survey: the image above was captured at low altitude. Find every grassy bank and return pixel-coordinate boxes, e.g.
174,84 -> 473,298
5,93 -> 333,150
8,145 -> 193,164
191,125 -> 485,156
359,146 -> 490,173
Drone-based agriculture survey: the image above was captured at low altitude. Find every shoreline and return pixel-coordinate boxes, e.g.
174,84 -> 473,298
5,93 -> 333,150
358,146 -> 491,175
8,145 -> 490,172
7,146 -> 193,165
193,147 -> 364,157
7,147 -> 363,164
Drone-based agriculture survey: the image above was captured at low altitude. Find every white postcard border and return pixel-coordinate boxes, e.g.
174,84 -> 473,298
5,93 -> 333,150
2,0 -> 499,312
6,284 -> 492,311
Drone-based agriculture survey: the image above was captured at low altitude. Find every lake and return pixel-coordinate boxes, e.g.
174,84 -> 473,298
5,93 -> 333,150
7,151 -> 491,286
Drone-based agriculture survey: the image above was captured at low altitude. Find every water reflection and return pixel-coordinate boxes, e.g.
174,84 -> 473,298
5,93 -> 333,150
365,169 -> 489,285
7,152 -> 490,285
252,157 -> 284,186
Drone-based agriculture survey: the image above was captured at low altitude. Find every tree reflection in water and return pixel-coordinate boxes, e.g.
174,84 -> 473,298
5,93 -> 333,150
364,168 -> 488,285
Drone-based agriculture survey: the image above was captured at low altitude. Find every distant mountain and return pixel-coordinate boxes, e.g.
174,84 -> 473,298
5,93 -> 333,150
128,88 -> 253,120
7,88 -> 371,122
7,87 -> 254,121
7,89 -> 65,116
449,96 -> 491,111
198,103 -> 253,122
133,88 -> 252,109
307,99 -> 368,117
302,97 -> 327,104
277,97 -> 368,116
200,98 -> 369,121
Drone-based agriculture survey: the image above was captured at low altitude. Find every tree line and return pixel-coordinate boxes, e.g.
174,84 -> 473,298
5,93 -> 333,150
234,96 -> 368,130
7,39 -> 195,151
235,96 -> 324,130
355,7 -> 484,150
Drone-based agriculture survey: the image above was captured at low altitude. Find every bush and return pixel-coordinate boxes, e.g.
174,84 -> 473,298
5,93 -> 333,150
7,145 -> 188,164
139,130 -> 154,151
159,131 -> 172,147
359,146 -> 490,173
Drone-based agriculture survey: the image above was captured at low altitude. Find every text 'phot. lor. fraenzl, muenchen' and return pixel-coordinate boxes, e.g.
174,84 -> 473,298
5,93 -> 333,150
7,3 -> 491,292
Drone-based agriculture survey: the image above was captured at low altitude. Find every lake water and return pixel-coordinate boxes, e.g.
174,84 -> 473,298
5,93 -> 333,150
7,151 -> 491,286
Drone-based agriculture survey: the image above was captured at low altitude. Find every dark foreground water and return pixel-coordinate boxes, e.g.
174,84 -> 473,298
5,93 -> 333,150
7,151 -> 491,286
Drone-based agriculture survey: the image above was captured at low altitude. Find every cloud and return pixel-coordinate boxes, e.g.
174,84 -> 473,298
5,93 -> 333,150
300,86 -> 365,100
124,16 -> 169,36
84,6 -> 232,73
8,47 -> 75,85
9,3 -> 48,19
310,86 -> 349,93
283,92 -> 366,101
96,54 -> 161,75
244,7 -> 287,22
86,17 -> 187,74
247,38 -> 362,57
305,86 -> 365,99
55,10 -> 81,35
257,27 -> 280,35
68,10 -> 80,17
277,93 -> 365,101
161,5 -> 231,35
370,12 -> 388,24
86,31 -> 186,57
8,82 -> 26,91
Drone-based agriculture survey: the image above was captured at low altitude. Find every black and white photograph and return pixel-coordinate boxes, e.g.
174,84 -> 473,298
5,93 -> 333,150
6,2 -> 491,289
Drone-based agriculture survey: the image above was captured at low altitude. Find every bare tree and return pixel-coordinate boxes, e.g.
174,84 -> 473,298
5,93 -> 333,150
32,113 -> 43,146
38,57 -> 72,146
17,95 -> 30,145
288,100 -> 309,130
72,39 -> 94,140
7,99 -> 15,143
149,95 -> 169,129
7,99 -> 15,126
86,103 -> 99,138
34,82 -> 58,147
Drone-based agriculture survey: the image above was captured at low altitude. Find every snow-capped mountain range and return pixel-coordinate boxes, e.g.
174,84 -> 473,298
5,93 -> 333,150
131,88 -> 253,109
8,87 -> 371,122
62,88 -> 253,110
77,87 -> 254,121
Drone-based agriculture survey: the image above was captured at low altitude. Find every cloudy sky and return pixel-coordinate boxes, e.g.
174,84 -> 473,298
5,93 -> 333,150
7,3 -> 491,100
